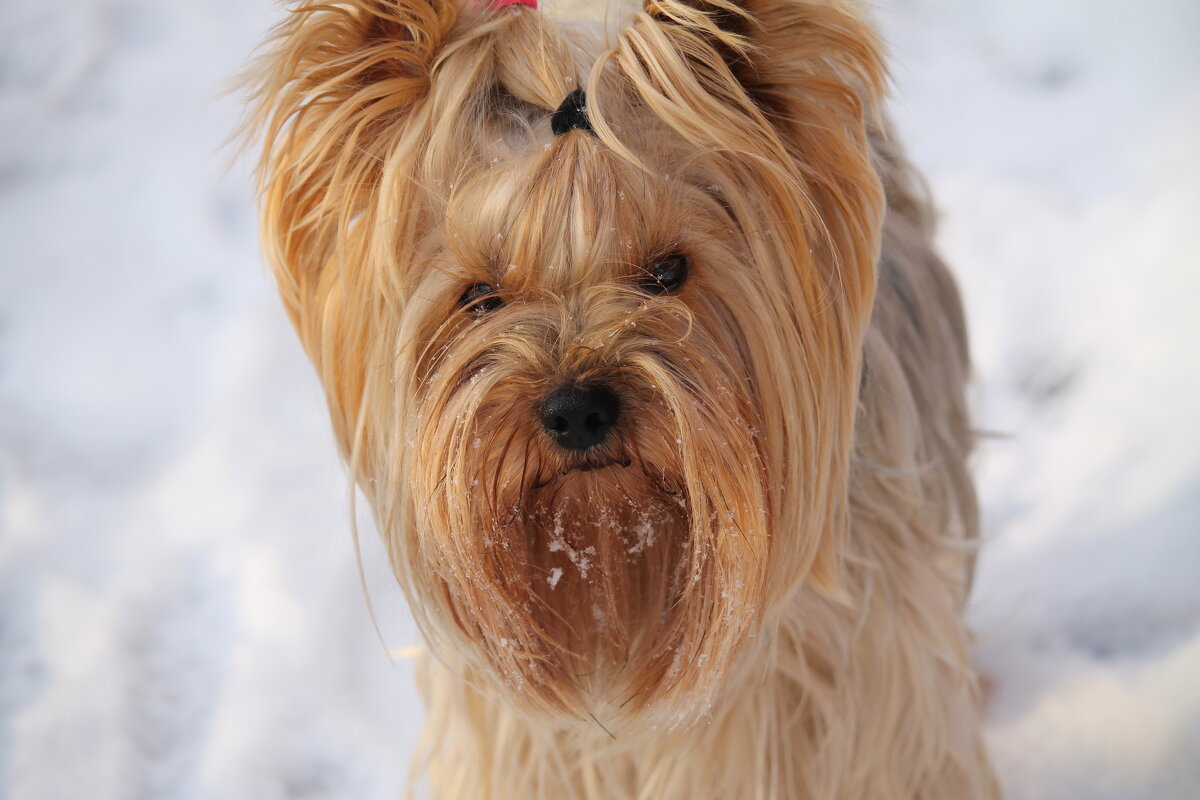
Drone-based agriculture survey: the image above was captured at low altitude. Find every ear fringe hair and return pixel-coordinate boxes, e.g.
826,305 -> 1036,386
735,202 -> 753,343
239,0 -> 459,313
589,0 -> 888,603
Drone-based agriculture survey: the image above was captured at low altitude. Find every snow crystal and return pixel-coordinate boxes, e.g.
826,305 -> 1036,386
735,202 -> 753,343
627,517 -> 658,555
549,538 -> 596,579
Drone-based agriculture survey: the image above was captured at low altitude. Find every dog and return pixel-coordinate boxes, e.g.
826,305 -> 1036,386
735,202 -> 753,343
243,0 -> 1000,796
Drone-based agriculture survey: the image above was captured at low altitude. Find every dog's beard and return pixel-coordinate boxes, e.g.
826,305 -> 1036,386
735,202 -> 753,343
504,466 -> 692,696
400,307 -> 771,727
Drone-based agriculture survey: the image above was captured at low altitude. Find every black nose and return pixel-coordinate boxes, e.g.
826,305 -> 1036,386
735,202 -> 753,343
540,384 -> 620,451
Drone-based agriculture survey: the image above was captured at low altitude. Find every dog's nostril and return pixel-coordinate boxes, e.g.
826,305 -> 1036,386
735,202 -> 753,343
539,384 -> 620,451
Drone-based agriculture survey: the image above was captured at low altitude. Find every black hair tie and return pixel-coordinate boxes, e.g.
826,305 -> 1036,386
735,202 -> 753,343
551,89 -> 594,136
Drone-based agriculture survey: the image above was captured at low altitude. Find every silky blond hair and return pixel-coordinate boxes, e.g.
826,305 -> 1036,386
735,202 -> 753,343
243,0 -> 998,796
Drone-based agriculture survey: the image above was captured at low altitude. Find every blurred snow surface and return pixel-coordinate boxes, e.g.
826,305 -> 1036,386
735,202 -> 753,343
1,0 -> 1197,798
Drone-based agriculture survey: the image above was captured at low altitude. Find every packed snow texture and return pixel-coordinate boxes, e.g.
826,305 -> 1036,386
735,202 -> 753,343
1,0 -> 1197,798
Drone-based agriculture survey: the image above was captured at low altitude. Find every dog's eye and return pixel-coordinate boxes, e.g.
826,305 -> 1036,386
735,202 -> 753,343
458,282 -> 504,314
640,254 -> 689,295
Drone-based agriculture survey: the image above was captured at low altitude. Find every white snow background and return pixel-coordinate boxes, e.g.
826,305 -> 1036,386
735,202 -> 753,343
1,0 -> 1197,798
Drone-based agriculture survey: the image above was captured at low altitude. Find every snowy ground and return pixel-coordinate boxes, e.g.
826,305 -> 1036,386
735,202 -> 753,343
1,0 -> 1197,798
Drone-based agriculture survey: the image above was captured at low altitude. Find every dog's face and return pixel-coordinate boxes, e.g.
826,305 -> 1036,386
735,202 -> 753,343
247,0 -> 884,727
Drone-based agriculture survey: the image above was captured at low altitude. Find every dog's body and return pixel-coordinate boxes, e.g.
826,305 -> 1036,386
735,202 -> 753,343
245,0 -> 999,796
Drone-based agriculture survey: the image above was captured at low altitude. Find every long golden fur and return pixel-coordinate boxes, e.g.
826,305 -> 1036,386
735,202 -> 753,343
242,0 -> 1000,796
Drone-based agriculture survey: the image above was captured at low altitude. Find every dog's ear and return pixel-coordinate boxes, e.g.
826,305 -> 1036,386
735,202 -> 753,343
241,0 -> 461,329
594,0 -> 886,310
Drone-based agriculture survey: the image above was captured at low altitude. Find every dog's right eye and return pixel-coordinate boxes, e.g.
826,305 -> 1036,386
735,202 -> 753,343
639,254 -> 689,295
458,282 -> 504,314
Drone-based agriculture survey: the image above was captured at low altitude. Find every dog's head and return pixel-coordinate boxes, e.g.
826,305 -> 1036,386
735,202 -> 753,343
246,0 -> 884,728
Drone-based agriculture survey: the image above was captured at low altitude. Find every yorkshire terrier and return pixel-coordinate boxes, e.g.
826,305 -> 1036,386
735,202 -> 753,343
244,0 -> 1000,796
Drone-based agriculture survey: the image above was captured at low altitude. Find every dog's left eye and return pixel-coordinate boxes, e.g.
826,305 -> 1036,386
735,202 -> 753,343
640,254 -> 689,295
458,282 -> 504,314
